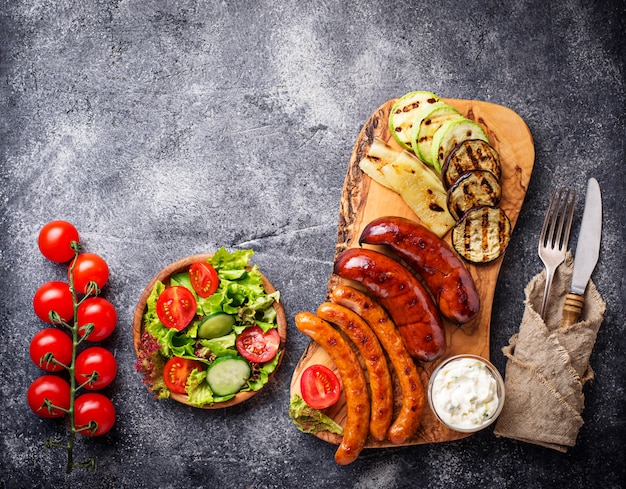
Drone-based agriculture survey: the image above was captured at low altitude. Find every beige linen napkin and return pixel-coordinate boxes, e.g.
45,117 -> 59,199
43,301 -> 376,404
494,252 -> 606,452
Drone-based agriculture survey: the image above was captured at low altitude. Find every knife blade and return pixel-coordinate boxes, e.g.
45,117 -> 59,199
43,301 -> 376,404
561,178 -> 602,327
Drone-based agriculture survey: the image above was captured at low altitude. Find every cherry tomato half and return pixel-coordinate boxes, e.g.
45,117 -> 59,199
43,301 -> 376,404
235,326 -> 280,363
70,252 -> 109,294
29,328 -> 73,372
300,365 -> 341,409
75,347 -> 117,390
38,220 -> 80,263
74,393 -> 116,436
27,375 -> 71,418
77,297 -> 117,341
33,281 -> 74,324
189,262 -> 219,298
162,357 -> 204,394
156,286 -> 197,331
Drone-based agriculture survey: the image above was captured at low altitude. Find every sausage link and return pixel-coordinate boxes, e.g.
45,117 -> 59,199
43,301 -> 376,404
295,311 -> 370,465
316,302 -> 393,442
333,247 -> 445,362
330,285 -> 424,445
360,215 -> 480,324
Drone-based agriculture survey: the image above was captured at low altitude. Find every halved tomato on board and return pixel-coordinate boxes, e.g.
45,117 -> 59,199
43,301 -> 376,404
163,357 -> 204,394
189,262 -> 219,298
300,365 -> 341,409
235,326 -> 280,363
156,286 -> 197,331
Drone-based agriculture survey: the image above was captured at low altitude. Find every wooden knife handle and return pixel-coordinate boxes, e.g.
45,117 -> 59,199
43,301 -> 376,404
561,293 -> 585,327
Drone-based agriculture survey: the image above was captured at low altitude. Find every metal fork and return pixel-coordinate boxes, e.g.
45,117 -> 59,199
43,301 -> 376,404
538,188 -> 576,320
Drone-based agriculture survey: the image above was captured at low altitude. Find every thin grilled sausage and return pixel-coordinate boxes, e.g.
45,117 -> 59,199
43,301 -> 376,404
360,215 -> 480,325
295,311 -> 370,465
359,216 -> 480,324
316,302 -> 393,442
330,285 -> 424,445
333,247 -> 445,362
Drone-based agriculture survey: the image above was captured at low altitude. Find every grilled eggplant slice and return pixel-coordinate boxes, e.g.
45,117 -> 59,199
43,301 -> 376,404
431,118 -> 489,173
414,105 -> 463,167
388,91 -> 442,152
447,169 -> 502,220
451,206 -> 511,263
442,139 -> 502,189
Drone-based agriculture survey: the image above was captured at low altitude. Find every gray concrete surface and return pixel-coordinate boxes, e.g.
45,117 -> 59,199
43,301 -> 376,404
1,0 -> 624,487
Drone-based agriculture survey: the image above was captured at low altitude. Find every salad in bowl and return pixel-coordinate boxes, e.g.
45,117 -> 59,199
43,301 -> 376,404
133,248 -> 286,408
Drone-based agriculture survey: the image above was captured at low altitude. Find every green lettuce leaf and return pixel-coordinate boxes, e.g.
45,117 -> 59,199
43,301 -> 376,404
288,394 -> 343,435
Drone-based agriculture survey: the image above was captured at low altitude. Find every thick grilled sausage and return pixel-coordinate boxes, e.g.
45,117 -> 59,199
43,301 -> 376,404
333,247 -> 445,362
330,285 -> 424,445
360,215 -> 480,325
316,302 -> 393,442
295,311 -> 370,465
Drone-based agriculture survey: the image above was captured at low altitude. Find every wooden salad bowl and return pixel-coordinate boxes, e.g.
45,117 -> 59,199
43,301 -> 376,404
133,254 -> 288,409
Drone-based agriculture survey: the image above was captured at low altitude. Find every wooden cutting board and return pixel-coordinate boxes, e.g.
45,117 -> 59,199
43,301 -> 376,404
290,98 -> 535,447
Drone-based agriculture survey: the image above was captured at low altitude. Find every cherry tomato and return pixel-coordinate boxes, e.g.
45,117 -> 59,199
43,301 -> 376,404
77,297 -> 117,341
29,328 -> 73,372
27,375 -> 71,418
162,357 -> 204,394
156,286 -> 197,331
38,220 -> 80,263
33,281 -> 74,324
74,393 -> 116,436
235,326 -> 280,363
189,262 -> 219,298
300,365 -> 341,409
75,347 -> 117,390
70,252 -> 109,294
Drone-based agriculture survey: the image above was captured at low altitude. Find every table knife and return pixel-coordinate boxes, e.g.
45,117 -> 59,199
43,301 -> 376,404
561,178 -> 602,327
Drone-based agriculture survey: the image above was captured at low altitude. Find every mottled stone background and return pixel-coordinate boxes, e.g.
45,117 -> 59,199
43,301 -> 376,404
1,1 -> 624,487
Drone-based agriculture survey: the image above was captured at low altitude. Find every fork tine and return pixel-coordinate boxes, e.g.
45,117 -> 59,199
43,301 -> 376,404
539,188 -> 558,249
562,189 -> 576,250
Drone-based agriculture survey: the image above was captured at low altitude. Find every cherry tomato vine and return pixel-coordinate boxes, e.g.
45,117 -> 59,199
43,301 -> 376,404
28,220 -> 117,473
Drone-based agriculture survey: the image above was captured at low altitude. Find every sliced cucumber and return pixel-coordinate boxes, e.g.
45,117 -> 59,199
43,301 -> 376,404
431,118 -> 489,173
441,139 -> 501,189
388,91 -> 441,152
414,105 -> 463,167
446,169 -> 502,220
206,356 -> 251,396
198,313 -> 235,339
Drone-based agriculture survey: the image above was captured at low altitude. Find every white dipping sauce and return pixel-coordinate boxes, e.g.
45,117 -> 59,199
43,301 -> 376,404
429,356 -> 501,431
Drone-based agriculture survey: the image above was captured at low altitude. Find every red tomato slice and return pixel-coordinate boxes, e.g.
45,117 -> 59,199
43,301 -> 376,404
235,326 -> 280,363
300,365 -> 341,409
156,286 -> 197,331
162,357 -> 203,394
189,262 -> 219,298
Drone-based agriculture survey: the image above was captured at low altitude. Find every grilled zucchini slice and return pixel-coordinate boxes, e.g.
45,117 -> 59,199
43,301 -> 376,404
388,91 -> 441,152
451,206 -> 511,263
431,118 -> 489,173
447,169 -> 502,220
442,139 -> 502,189
414,105 -> 463,167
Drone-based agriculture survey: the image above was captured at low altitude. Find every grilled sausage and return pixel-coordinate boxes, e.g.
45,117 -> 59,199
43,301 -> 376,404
330,285 -> 424,444
295,311 -> 370,465
359,215 -> 480,325
334,247 -> 445,362
316,302 -> 393,442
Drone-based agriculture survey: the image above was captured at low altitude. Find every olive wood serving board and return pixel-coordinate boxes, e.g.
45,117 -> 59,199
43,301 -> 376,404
290,98 -> 534,447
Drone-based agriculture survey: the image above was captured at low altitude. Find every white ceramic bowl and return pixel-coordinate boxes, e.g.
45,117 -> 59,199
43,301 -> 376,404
427,354 -> 505,433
